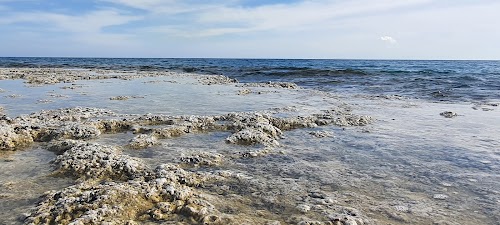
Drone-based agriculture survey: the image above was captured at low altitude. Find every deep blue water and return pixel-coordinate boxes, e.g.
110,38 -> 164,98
1,57 -> 499,102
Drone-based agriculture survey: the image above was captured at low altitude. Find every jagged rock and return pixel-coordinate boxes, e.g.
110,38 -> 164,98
57,123 -> 101,139
25,176 -> 215,225
198,75 -> 238,85
180,152 -> 224,167
53,141 -> 147,180
226,128 -> 280,146
0,121 -> 34,150
128,134 -> 159,149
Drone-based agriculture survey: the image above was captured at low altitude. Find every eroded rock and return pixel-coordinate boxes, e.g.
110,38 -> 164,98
180,152 -> 224,167
128,134 -> 159,149
53,141 -> 147,180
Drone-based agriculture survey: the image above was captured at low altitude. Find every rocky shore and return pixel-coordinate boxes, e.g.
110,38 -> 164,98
4,67 -> 497,225
1,68 -> 374,225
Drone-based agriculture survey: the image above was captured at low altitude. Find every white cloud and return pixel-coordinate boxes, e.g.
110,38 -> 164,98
2,0 -> 500,58
0,10 -> 141,33
380,36 -> 397,44
127,0 -> 434,37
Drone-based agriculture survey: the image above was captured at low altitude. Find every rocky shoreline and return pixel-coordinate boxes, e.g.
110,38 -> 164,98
1,68 -> 374,225
4,67 -> 497,225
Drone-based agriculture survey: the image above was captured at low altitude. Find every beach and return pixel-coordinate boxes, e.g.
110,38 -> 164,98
0,65 -> 499,225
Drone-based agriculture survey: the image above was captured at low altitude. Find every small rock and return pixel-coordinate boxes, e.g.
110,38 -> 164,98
238,89 -> 252,95
296,204 -> 311,213
309,130 -> 333,138
433,194 -> 449,200
110,96 -> 130,100
440,111 -> 458,118
394,205 -> 409,212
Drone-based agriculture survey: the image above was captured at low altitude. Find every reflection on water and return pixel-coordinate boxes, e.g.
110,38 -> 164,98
0,76 -> 313,117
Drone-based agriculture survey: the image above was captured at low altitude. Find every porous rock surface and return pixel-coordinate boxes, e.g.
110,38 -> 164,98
239,81 -> 299,89
26,162 -> 226,225
0,68 -> 380,224
52,140 -> 147,180
128,134 -> 159,149
1,106 -> 372,151
198,75 -> 238,85
0,68 -> 178,85
0,107 -> 115,151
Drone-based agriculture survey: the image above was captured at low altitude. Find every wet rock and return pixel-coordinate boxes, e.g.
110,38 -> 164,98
296,204 -> 311,213
180,152 -> 224,167
309,131 -> 334,138
224,113 -> 283,146
226,128 -> 280,147
152,126 -> 188,138
110,95 -> 131,100
241,148 -> 271,158
57,123 -> 101,140
440,111 -> 458,118
198,75 -> 238,85
47,139 -> 83,154
329,115 -> 373,127
36,99 -> 53,104
240,81 -> 299,89
128,134 -> 159,149
53,141 -> 147,180
238,89 -> 252,95
393,205 -> 409,212
6,94 -> 21,98
95,119 -> 132,132
25,176 -> 217,225
433,194 -> 449,200
0,121 -> 34,150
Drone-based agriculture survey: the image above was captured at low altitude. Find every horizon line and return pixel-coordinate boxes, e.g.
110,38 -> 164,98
0,56 -> 499,61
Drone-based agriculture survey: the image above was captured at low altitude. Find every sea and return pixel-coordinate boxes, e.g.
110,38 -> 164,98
1,57 -> 499,103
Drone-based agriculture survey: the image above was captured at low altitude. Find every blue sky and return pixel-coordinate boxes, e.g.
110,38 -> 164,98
0,0 -> 499,59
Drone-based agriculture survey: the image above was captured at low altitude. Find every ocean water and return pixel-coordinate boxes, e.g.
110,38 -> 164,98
1,58 -> 499,102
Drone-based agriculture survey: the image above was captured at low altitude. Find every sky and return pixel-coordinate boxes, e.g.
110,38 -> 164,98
0,0 -> 499,59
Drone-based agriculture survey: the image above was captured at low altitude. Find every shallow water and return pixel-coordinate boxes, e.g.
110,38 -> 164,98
0,146 -> 74,225
0,76 -> 326,117
1,69 -> 499,224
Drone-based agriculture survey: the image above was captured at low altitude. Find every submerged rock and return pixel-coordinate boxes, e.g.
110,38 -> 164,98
440,111 -> 458,118
309,131 -> 334,138
128,134 -> 159,149
180,152 -> 224,167
110,95 -> 131,100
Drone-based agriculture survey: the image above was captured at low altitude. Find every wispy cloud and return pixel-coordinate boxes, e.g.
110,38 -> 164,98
380,36 -> 397,44
0,10 -> 141,33
1,0 -> 500,58
123,0 -> 434,37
